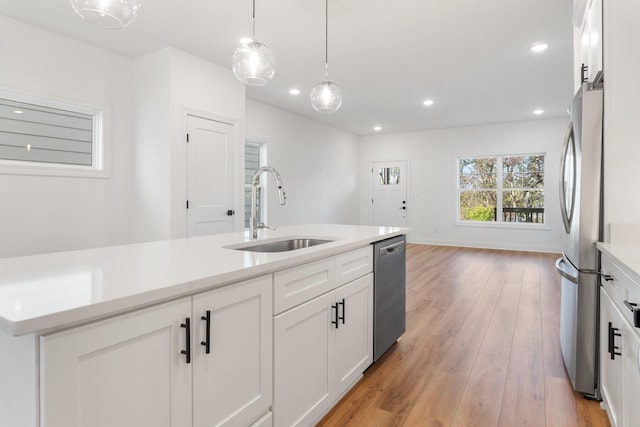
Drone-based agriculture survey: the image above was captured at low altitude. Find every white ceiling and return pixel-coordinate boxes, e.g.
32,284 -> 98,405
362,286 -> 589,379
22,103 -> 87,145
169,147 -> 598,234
0,0 -> 574,136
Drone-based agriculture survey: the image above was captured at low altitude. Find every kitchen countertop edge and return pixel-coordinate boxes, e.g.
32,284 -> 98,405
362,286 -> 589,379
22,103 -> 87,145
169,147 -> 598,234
597,242 -> 640,284
0,224 -> 408,337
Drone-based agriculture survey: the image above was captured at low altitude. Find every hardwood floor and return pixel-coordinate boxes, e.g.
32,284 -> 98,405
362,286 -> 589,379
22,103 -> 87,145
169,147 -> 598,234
317,244 -> 611,427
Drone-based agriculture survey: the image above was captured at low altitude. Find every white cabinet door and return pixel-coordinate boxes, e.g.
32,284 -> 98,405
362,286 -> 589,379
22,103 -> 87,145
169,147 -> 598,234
601,288 -> 624,427
334,274 -> 373,396
40,298 -> 192,427
623,323 -> 640,427
192,275 -> 272,427
274,291 -> 336,427
577,0 -> 603,83
586,0 -> 603,80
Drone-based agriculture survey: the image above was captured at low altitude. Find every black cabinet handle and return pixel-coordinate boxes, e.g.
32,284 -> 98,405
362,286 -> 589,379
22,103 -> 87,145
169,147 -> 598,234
331,303 -> 339,329
624,300 -> 640,328
200,310 -> 211,354
608,322 -> 622,360
181,317 -> 191,364
338,299 -> 345,325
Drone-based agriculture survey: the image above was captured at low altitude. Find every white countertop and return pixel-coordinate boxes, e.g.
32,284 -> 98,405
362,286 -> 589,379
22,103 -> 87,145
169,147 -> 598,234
597,242 -> 640,284
0,224 -> 406,336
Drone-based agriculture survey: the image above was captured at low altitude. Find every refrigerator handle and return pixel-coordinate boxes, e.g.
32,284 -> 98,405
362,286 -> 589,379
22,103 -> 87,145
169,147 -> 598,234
555,256 -> 578,284
559,122 -> 575,234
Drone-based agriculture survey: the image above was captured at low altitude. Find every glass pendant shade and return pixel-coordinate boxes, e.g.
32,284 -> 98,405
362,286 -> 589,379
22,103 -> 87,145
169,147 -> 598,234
232,41 -> 275,86
310,81 -> 342,113
70,0 -> 140,29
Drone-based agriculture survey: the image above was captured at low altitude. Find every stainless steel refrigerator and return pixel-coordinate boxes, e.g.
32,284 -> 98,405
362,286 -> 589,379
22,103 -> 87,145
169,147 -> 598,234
555,78 -> 604,399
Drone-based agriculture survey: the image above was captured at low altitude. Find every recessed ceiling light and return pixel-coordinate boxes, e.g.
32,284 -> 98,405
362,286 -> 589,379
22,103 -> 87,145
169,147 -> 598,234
423,99 -> 434,106
239,37 -> 253,45
530,42 -> 549,53
13,110 -> 23,114
533,109 -> 544,115
374,126 -> 382,132
289,89 -> 301,95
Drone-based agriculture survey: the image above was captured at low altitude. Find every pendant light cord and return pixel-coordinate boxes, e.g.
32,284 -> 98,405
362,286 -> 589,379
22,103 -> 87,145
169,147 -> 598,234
252,0 -> 256,39
324,0 -> 329,80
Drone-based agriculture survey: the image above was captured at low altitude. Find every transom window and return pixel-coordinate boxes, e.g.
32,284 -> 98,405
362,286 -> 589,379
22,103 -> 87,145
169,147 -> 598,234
458,154 -> 545,224
0,91 -> 104,177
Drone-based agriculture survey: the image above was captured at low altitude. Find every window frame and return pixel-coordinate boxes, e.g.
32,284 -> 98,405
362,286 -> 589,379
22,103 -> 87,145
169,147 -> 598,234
0,89 -> 107,178
244,139 -> 266,229
456,152 -> 547,228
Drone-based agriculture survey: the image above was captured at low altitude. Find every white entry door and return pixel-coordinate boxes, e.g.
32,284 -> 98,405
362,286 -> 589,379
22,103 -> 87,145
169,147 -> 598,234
371,160 -> 407,227
187,115 -> 236,237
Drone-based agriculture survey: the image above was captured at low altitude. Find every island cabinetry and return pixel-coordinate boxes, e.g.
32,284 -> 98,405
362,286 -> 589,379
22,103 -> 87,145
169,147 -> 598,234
191,276 -> 273,427
273,247 -> 373,427
40,274 -> 272,427
600,253 -> 640,427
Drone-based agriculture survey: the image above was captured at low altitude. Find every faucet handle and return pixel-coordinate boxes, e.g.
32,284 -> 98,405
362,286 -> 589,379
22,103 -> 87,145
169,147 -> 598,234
258,223 -> 276,231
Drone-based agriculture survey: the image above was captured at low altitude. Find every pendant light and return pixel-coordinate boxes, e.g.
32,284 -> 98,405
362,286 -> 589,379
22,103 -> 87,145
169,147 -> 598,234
69,0 -> 140,30
310,0 -> 342,113
232,0 -> 275,86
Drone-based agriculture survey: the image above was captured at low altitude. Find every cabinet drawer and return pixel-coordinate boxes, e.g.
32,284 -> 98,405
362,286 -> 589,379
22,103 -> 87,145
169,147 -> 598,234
336,246 -> 373,286
602,255 -> 640,330
274,258 -> 336,314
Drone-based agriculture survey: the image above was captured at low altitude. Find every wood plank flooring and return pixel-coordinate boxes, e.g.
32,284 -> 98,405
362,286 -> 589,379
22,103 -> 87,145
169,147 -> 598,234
317,244 -> 611,427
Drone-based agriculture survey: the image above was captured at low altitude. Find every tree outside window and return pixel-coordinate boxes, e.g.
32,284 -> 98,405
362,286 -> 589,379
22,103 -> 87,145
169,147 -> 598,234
458,154 -> 545,224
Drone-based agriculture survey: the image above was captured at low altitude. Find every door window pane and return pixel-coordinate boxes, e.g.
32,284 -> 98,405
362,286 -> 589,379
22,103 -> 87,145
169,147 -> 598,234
378,167 -> 400,185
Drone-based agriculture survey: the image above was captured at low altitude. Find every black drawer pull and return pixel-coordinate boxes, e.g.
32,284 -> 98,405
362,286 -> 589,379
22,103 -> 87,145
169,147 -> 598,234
338,299 -> 346,325
624,300 -> 640,328
608,322 -> 622,360
331,303 -> 339,329
200,310 -> 211,354
181,317 -> 191,364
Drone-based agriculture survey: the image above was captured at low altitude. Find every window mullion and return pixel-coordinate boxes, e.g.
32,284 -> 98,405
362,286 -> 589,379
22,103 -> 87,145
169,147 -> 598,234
496,156 -> 503,223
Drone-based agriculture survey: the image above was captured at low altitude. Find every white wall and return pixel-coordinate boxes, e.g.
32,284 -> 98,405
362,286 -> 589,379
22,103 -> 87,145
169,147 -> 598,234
0,15 -> 571,257
132,50 -> 172,243
0,16 -> 134,258
245,100 -> 360,226
359,119 -> 567,252
168,49 -> 246,238
602,0 -> 640,241
0,18 -> 247,258
131,48 -> 246,241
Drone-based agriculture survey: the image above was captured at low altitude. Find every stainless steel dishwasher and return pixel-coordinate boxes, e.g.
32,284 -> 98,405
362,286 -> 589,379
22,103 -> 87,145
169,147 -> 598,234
373,235 -> 406,361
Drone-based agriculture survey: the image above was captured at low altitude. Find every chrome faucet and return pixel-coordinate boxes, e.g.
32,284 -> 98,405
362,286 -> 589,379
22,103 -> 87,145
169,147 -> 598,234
250,166 -> 286,239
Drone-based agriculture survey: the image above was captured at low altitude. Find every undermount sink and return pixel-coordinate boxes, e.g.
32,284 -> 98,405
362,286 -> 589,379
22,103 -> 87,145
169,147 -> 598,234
232,238 -> 333,253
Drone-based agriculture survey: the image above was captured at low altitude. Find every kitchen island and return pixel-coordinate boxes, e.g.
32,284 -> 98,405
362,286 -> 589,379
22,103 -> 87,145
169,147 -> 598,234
0,224 -> 406,427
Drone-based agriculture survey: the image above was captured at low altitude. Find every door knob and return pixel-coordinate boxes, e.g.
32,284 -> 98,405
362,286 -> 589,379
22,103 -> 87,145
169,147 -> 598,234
226,210 -> 235,216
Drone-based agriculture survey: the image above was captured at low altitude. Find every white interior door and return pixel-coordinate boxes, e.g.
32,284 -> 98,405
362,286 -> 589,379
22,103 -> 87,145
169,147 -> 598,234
371,160 -> 407,227
187,115 -> 236,237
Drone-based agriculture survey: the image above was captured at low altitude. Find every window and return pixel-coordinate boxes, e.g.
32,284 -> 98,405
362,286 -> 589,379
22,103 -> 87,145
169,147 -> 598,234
0,91 -> 104,177
244,141 -> 263,228
378,166 -> 400,185
458,154 -> 545,224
